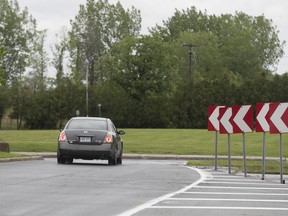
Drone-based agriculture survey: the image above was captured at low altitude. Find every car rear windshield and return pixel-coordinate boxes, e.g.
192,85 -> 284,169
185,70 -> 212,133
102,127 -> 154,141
66,119 -> 107,130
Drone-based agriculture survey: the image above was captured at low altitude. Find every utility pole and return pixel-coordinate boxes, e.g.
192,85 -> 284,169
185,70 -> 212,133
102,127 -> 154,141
182,44 -> 197,83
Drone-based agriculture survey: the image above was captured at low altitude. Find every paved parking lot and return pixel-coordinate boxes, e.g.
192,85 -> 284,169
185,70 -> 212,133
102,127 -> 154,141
124,168 -> 288,216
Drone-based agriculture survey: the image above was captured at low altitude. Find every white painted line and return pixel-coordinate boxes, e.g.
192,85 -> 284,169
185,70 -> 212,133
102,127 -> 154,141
211,175 -> 248,178
183,191 -> 288,196
167,198 -> 288,202
207,178 -> 265,182
203,181 -> 288,186
148,206 -> 288,211
210,174 -> 242,176
195,185 -> 288,190
117,167 -> 207,216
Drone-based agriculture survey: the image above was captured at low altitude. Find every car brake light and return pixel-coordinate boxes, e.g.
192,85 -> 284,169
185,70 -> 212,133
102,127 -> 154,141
59,131 -> 67,142
105,133 -> 113,143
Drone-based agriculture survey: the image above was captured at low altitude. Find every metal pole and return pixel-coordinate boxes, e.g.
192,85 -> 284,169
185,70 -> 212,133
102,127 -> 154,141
188,47 -> 192,82
228,133 -> 231,174
242,132 -> 247,177
98,104 -> 101,117
280,133 -> 284,184
86,64 -> 89,117
215,130 -> 218,171
261,132 -> 266,180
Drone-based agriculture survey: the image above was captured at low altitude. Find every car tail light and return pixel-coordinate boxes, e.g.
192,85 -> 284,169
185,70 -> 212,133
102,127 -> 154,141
104,133 -> 113,143
59,131 -> 67,142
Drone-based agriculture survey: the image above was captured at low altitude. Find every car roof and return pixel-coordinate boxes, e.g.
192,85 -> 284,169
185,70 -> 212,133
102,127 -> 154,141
70,117 -> 109,121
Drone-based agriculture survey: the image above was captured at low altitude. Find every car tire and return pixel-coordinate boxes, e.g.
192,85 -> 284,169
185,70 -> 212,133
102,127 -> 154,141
108,155 -> 117,166
117,155 -> 122,165
57,152 -> 65,164
66,158 -> 73,164
117,146 -> 123,165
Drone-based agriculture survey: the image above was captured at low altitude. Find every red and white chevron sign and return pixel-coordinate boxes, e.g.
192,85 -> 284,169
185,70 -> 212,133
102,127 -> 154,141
218,105 -> 253,134
219,107 -> 233,134
232,105 -> 253,133
208,106 -> 225,131
256,103 -> 270,132
269,102 -> 288,134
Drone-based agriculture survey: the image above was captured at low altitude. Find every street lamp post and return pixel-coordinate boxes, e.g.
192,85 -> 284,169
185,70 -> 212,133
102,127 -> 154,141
86,63 -> 89,117
98,104 -> 102,117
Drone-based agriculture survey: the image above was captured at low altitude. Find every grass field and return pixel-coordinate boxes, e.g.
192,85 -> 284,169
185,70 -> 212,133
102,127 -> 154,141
0,129 -> 287,174
0,129 -> 288,157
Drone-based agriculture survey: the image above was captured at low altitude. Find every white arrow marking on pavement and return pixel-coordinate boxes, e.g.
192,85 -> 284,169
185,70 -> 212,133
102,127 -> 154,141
209,106 -> 224,131
220,108 -> 233,134
233,105 -> 252,132
270,103 -> 288,133
256,103 -> 269,132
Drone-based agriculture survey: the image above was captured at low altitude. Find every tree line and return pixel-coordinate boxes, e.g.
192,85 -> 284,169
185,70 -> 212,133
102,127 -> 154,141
0,0 -> 286,129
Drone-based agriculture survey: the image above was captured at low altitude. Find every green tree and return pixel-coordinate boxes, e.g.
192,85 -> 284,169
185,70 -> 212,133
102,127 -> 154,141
0,85 -> 10,129
0,0 -> 38,85
0,46 -> 5,85
100,35 -> 179,127
53,75 -> 86,128
152,7 -> 285,79
88,81 -> 131,127
27,30 -> 49,92
69,0 -> 141,86
51,27 -> 69,83
175,31 -> 225,82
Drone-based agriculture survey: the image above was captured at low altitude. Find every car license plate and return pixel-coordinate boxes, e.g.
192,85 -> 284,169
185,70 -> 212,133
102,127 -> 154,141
80,137 -> 91,143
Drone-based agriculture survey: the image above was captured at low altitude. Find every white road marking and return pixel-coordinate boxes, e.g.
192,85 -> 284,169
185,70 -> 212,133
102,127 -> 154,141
118,168 -> 288,215
206,178 -> 264,182
195,185 -> 288,190
183,191 -> 288,196
117,167 -> 208,216
202,181 -> 288,186
166,198 -> 288,202
148,206 -> 288,211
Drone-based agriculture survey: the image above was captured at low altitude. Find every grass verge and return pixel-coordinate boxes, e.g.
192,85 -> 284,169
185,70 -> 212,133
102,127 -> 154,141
0,129 -> 287,157
187,159 -> 288,174
0,152 -> 27,159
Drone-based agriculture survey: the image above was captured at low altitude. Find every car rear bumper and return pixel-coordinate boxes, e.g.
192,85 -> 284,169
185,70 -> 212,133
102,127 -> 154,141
58,142 -> 113,160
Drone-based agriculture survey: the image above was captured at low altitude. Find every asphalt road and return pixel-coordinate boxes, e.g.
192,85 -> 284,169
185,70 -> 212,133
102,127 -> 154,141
1,158 -> 288,216
128,168 -> 288,216
0,158 -> 200,216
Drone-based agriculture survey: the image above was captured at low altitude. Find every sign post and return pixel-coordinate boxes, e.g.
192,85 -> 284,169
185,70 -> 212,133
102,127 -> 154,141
280,133 -> 283,184
242,132 -> 247,177
256,103 -> 270,180
219,105 -> 253,176
228,133 -> 231,174
262,132 -> 266,180
208,106 -> 224,171
215,130 -> 218,171
219,107 -> 233,174
231,105 -> 253,177
269,102 -> 288,184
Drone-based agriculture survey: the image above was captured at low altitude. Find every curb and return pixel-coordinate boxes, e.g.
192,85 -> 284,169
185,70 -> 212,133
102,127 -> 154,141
4,152 -> 286,162
0,156 -> 43,163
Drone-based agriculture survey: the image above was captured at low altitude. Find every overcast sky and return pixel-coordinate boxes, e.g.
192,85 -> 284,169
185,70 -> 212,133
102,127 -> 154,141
18,0 -> 288,74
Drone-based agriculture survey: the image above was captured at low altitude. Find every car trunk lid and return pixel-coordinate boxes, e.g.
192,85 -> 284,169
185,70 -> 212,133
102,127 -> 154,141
65,129 -> 107,144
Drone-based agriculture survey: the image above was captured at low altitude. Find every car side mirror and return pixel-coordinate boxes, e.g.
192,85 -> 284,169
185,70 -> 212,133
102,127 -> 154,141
118,130 -> 125,135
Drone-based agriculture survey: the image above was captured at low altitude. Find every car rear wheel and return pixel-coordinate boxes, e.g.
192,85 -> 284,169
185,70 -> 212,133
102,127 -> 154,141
117,147 -> 123,165
108,155 -> 117,166
117,155 -> 122,165
66,158 -> 73,164
57,152 -> 65,164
